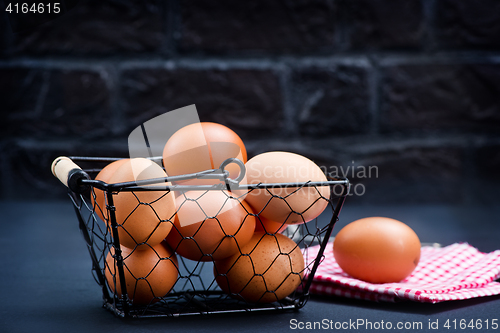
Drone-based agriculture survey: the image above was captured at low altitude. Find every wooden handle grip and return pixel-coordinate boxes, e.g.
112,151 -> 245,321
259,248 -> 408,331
51,156 -> 83,188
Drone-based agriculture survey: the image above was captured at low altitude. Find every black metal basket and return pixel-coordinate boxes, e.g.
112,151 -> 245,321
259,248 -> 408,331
54,156 -> 350,318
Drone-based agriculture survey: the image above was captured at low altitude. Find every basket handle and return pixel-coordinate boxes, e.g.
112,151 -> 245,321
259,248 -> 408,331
51,156 -> 90,193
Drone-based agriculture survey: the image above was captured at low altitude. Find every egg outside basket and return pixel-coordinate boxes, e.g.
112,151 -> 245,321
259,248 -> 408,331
52,156 -> 350,318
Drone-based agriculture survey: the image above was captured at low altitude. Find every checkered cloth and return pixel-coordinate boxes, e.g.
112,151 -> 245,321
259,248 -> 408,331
302,242 -> 500,303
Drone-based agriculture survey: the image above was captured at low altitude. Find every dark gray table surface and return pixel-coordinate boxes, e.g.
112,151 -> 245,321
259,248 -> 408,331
1,200 -> 499,333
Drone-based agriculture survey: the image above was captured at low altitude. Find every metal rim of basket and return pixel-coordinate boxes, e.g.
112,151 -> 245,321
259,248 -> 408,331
65,156 -> 350,318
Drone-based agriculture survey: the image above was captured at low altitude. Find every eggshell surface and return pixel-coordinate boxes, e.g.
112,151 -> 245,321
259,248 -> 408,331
166,190 -> 256,261
162,122 -> 247,185
254,215 -> 287,234
333,217 -> 421,284
105,242 -> 178,305
91,159 -> 128,221
214,232 -> 304,303
108,158 -> 176,250
244,152 -> 330,224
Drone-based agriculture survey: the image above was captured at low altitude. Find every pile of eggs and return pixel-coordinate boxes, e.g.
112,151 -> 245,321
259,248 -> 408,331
93,122 -> 331,305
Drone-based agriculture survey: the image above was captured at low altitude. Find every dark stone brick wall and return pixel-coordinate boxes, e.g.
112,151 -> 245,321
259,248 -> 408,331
10,0 -> 166,55
1,0 -> 499,204
120,67 -> 284,137
435,0 -> 500,49
179,0 -> 337,53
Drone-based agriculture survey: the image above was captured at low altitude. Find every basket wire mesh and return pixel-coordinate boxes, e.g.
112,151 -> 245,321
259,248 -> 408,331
65,156 -> 350,318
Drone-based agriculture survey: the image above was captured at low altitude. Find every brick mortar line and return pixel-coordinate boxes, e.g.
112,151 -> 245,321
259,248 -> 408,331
116,56 -> 371,70
10,133 -> 500,153
106,64 -> 124,137
422,0 -> 438,52
367,56 -> 380,136
162,0 -> 180,58
2,52 -> 500,70
280,64 -> 297,137
11,137 -> 128,151
375,52 -> 500,66
248,134 -> 500,151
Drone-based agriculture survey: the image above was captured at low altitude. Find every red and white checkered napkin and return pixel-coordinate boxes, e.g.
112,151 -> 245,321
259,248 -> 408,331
302,242 -> 500,303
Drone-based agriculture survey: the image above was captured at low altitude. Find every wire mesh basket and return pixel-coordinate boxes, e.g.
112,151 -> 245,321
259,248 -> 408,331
52,155 -> 350,318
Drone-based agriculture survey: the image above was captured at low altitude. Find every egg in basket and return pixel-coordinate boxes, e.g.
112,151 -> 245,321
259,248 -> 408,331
51,106 -> 349,318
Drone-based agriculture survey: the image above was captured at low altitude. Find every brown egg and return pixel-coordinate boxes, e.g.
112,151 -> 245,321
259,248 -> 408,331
333,217 -> 421,284
162,122 -> 247,185
254,215 -> 287,234
91,159 -> 128,222
244,151 -> 330,225
108,158 -> 176,250
166,190 -> 256,261
214,232 -> 304,303
104,241 -> 178,305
